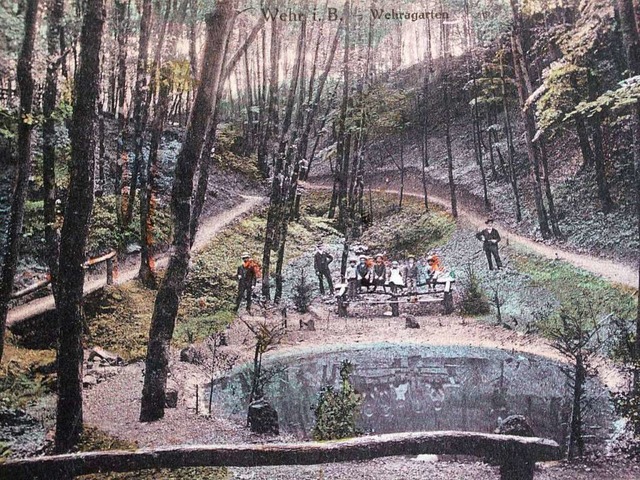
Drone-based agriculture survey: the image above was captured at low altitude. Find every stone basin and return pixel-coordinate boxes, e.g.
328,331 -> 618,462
209,342 -> 614,446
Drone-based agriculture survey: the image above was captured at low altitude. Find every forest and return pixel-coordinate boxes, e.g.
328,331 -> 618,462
0,0 -> 639,478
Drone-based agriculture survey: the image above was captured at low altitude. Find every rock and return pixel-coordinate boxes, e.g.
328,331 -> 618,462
299,318 -> 315,331
83,374 -> 98,388
495,415 -> 536,437
405,315 -> 420,329
180,345 -> 198,364
165,379 -> 179,408
93,366 -> 121,383
247,399 -> 279,435
88,347 -> 124,366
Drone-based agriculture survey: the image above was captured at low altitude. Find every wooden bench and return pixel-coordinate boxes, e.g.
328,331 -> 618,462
336,277 -> 455,317
0,430 -> 561,480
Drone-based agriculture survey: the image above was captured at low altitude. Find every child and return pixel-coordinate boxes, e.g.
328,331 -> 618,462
425,254 -> 442,290
387,260 -> 404,294
356,255 -> 373,292
346,258 -> 358,300
404,255 -> 419,296
372,254 -> 387,292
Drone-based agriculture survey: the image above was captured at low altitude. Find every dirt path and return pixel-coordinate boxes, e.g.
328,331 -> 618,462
7,195 -> 265,327
307,182 -> 639,289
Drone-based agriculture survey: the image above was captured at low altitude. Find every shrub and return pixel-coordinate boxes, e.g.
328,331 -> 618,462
461,264 -> 491,315
312,360 -> 362,441
292,268 -> 314,313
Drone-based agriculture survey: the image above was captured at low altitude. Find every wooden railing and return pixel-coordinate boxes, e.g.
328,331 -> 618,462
0,431 -> 561,480
9,250 -> 118,301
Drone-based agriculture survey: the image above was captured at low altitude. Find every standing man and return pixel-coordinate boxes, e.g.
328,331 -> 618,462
314,243 -> 334,295
235,252 -> 261,314
476,218 -> 503,270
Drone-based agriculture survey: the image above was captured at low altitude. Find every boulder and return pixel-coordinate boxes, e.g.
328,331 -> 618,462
247,399 -> 279,435
165,379 -> 179,408
82,374 -> 98,388
405,315 -> 420,329
88,347 -> 124,366
495,415 -> 536,437
180,345 -> 198,364
299,318 -> 315,331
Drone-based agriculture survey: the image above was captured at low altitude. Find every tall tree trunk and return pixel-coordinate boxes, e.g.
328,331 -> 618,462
297,22 -> 342,180
0,0 -> 40,364
114,0 -> 130,226
511,31 -> 550,237
140,0 -> 235,422
139,1 -> 173,288
586,70 -> 614,213
568,357 -> 585,459
189,0 -> 199,84
54,0 -> 104,452
443,74 -> 457,218
336,1 -> 352,231
472,62 -> 489,209
575,115 -> 594,170
439,4 -> 457,218
139,69 -> 170,288
539,142 -> 562,237
421,66 -> 430,212
499,53 -> 522,222
123,0 -> 153,227
42,0 -> 65,299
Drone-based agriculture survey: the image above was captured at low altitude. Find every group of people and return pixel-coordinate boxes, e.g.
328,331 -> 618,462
234,219 -> 504,312
344,253 -> 444,300
314,244 -> 445,300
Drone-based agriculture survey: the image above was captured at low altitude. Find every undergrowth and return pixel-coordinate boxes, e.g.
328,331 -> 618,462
0,342 -> 56,409
510,246 -> 636,323
357,193 -> 455,257
83,283 -> 159,362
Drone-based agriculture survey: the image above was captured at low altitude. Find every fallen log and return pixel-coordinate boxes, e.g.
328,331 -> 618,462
0,430 -> 561,480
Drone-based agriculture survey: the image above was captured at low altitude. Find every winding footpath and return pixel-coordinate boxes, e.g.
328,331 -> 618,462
6,195 -> 265,327
307,182 -> 639,289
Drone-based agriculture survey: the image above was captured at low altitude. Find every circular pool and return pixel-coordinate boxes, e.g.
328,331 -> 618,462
209,342 -> 614,446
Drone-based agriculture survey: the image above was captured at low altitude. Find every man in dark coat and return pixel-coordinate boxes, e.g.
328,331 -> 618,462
314,244 -> 334,295
235,252 -> 260,313
476,219 -> 503,270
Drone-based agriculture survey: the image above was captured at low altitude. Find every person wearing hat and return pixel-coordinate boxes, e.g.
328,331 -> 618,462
314,244 -> 334,296
425,254 -> 442,290
356,255 -> 373,293
404,255 -> 419,297
387,260 -> 404,294
371,254 -> 387,292
346,258 -> 358,300
476,218 -> 503,270
235,252 -> 261,313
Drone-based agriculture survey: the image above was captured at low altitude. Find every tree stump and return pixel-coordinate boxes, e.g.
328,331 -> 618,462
391,297 -> 399,317
337,297 -> 348,317
443,291 -> 454,314
248,399 -> 279,435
